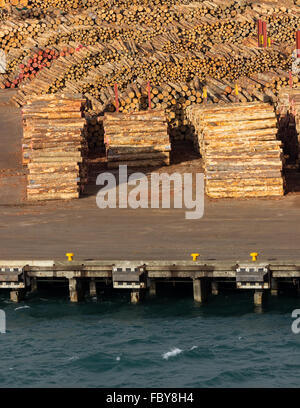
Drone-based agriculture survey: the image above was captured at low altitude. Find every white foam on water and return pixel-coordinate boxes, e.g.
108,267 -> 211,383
15,306 -> 30,311
116,356 -> 121,361
162,348 -> 183,360
67,355 -> 79,361
190,346 -> 198,350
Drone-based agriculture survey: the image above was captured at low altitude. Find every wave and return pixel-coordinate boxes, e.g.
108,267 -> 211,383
162,348 -> 183,360
15,306 -> 30,311
67,355 -> 79,361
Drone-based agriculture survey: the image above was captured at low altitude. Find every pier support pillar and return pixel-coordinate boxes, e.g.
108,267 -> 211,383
30,278 -> 38,293
10,289 -> 25,303
271,278 -> 278,296
211,281 -> 219,296
68,278 -> 84,303
149,280 -> 156,297
254,290 -> 264,306
131,290 -> 141,304
193,278 -> 208,303
89,278 -> 97,297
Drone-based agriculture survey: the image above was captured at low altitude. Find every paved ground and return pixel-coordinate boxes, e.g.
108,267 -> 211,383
0,193 -> 300,262
0,89 -> 300,262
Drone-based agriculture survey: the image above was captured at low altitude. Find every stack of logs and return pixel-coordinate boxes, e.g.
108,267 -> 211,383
277,87 -> 300,169
186,102 -> 285,198
103,110 -> 171,169
22,94 -> 88,201
0,0 -> 29,8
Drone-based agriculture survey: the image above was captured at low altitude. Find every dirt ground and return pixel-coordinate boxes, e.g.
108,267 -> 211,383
0,90 -> 300,262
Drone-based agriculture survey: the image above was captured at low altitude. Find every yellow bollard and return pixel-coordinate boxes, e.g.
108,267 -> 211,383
260,34 -> 264,46
191,253 -> 200,261
235,83 -> 239,96
203,87 -> 207,99
250,252 -> 258,262
66,253 -> 74,262
267,37 -> 271,47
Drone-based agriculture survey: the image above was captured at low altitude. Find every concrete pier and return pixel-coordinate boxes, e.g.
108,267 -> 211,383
131,290 -> 141,304
89,278 -> 97,297
1,259 -> 300,305
10,289 -> 25,303
69,278 -> 84,303
30,277 -> 38,293
254,290 -> 264,306
211,281 -> 219,295
193,278 -> 208,303
149,280 -> 156,297
271,278 -> 278,296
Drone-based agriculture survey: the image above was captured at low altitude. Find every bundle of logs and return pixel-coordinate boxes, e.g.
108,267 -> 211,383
22,94 -> 88,201
186,102 -> 285,198
1,46 -> 83,89
103,110 -> 171,169
277,87 -> 300,169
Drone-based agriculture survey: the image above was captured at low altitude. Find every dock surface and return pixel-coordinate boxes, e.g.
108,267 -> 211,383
0,194 -> 300,261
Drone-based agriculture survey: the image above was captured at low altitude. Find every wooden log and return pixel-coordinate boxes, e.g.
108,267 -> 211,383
107,157 -> 170,168
107,152 -> 170,161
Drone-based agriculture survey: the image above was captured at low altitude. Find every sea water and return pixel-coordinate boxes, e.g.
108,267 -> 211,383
1,289 -> 300,388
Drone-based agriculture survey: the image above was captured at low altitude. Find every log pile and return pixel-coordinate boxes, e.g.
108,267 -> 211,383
0,2 -> 298,85
103,110 -> 171,169
0,1 -> 299,167
0,0 -> 297,129
22,94 -> 88,201
0,0 -> 28,7
186,102 -> 285,198
11,42 -> 292,142
11,45 -> 90,106
1,46 -> 85,90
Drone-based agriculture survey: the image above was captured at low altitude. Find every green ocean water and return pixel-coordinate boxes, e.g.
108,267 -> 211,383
1,288 -> 300,388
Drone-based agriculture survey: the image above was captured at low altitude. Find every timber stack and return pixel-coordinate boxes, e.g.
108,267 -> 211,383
103,110 -> 171,169
22,93 -> 88,201
186,102 -> 285,198
277,88 -> 300,169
